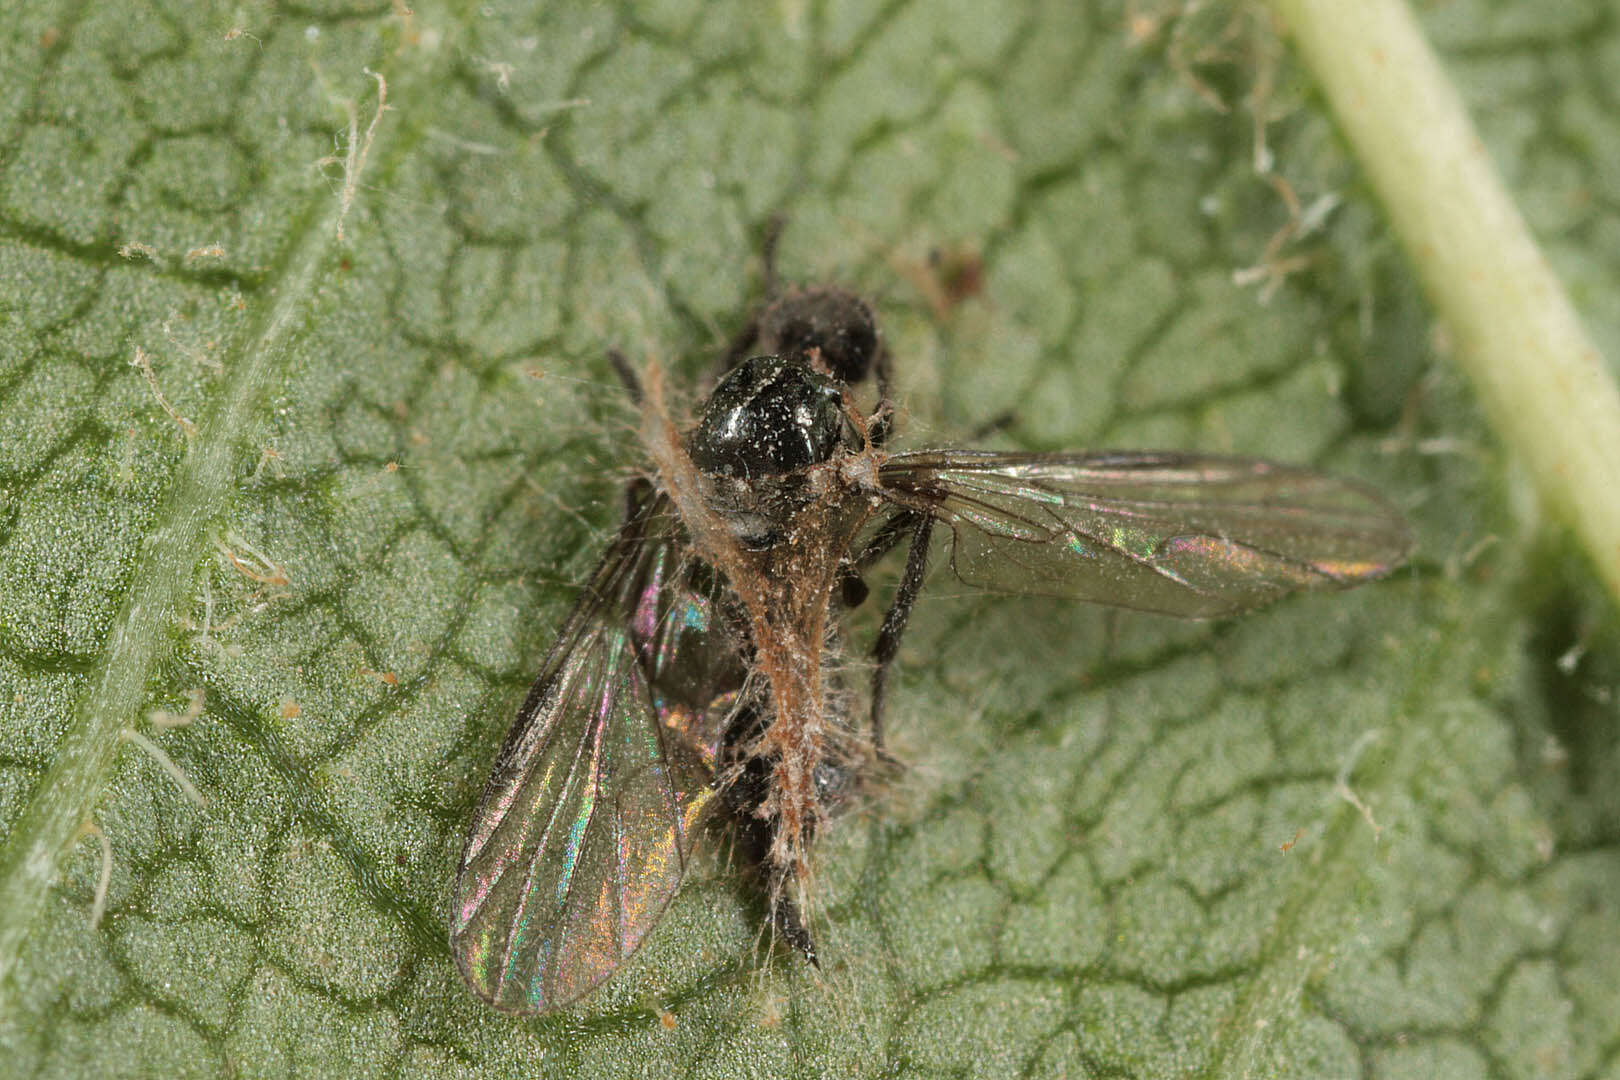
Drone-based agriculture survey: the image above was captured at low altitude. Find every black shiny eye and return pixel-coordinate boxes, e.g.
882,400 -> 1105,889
689,355 -> 851,478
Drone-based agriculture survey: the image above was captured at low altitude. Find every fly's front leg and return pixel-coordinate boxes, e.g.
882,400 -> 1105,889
715,215 -> 789,379
607,348 -> 643,405
865,342 -> 895,448
716,311 -> 762,380
621,476 -> 655,522
605,352 -> 659,526
869,512 -> 933,751
758,212 -> 785,297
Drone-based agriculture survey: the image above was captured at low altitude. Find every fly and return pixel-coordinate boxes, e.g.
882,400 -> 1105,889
449,251 -> 1415,1015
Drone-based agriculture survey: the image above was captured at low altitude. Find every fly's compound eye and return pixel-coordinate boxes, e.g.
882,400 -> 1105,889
757,288 -> 879,385
690,355 -> 853,478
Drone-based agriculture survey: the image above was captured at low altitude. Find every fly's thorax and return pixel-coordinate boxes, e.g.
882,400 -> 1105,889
834,443 -> 885,498
693,460 -> 875,554
693,469 -> 810,551
688,355 -> 862,481
687,354 -> 869,550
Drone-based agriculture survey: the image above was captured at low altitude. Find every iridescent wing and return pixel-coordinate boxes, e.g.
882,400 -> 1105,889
879,450 -> 1413,617
450,493 -> 746,1014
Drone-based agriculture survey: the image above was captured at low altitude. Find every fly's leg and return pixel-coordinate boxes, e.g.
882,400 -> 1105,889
715,215 -> 789,378
771,886 -> 819,967
836,508 -> 918,609
721,701 -> 820,966
621,476 -> 655,521
604,353 -> 660,536
969,409 -> 1016,441
607,348 -> 643,405
869,513 -> 934,751
717,312 -> 763,380
758,212 -> 785,296
865,342 -> 895,448
732,812 -> 819,966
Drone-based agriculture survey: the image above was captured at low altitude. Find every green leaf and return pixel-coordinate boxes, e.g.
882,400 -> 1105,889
1,0 -> 1616,1076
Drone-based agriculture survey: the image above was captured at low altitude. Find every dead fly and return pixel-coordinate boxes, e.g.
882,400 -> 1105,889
449,275 -> 1414,1016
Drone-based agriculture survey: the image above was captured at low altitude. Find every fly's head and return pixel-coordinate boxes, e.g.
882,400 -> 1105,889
755,287 -> 879,385
688,355 -> 865,549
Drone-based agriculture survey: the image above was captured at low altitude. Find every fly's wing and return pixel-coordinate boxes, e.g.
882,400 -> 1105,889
450,494 -> 744,1014
879,450 -> 1413,617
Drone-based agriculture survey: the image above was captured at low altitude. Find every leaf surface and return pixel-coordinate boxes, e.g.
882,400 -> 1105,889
1,1 -> 1617,1076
